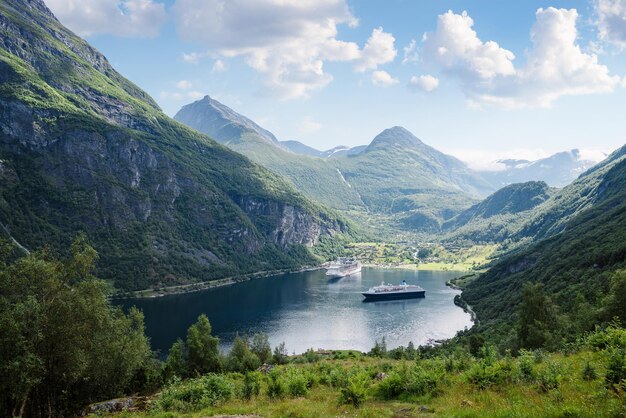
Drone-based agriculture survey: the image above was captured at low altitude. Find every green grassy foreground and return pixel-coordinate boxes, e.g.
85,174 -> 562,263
93,327 -> 626,418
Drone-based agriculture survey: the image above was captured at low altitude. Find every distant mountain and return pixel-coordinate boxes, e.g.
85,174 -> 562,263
174,98 -> 366,211
280,140 -> 324,157
176,95 -> 282,148
331,126 -> 493,206
443,181 -> 554,236
0,0 -> 349,291
480,149 -> 599,188
463,151 -> 626,338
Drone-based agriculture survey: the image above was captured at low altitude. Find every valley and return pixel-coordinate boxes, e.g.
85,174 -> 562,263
1,0 -> 625,417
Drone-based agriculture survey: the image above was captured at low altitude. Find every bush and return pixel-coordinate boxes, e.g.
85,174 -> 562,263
303,348 -> 321,363
517,350 -> 536,382
241,371 -> 262,400
158,374 -> 234,412
467,359 -> 513,390
284,367 -> 311,398
582,361 -> 597,381
537,361 -> 563,393
340,372 -> 369,407
267,369 -> 286,399
376,364 -> 441,399
605,348 -> 626,390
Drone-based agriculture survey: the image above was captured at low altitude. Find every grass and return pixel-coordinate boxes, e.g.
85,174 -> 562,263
94,343 -> 625,418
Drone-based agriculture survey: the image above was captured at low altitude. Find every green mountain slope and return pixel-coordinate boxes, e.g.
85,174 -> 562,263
462,155 -> 626,339
174,97 -> 366,211
0,0 -> 349,291
442,181 -> 554,242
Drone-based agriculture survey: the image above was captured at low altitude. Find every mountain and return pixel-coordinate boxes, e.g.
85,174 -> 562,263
480,149 -> 599,188
0,0 -> 350,291
279,140 -> 323,157
442,181 -> 554,242
321,145 -> 367,158
327,127 -> 495,230
175,97 -> 366,211
462,153 -> 626,340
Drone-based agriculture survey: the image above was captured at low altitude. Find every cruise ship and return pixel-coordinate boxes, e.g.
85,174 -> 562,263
362,281 -> 425,301
325,258 -> 362,279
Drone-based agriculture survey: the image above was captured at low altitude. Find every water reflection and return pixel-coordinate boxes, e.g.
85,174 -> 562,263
116,268 -> 473,355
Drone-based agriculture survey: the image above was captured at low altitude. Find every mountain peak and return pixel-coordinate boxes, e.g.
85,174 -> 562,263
369,126 -> 424,149
175,96 -> 280,146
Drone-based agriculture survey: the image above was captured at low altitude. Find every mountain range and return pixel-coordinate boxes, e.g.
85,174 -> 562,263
0,0 -> 350,291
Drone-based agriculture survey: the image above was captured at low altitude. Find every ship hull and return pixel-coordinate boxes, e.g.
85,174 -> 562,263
361,290 -> 425,301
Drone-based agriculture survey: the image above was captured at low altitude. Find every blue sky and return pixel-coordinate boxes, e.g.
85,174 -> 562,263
44,0 -> 626,169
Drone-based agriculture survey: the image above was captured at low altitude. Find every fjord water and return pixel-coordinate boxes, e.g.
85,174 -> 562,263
118,268 -> 473,355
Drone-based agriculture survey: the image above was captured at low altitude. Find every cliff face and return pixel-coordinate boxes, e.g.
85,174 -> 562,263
0,0 -> 347,291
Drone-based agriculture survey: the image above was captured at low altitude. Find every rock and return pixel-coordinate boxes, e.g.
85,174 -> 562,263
83,396 -> 148,415
257,363 -> 274,374
461,399 -> 474,408
375,372 -> 388,380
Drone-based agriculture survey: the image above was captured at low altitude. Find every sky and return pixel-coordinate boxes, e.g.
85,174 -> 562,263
43,0 -> 626,170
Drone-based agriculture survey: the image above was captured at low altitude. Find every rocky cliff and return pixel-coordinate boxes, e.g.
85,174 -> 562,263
0,0 -> 348,291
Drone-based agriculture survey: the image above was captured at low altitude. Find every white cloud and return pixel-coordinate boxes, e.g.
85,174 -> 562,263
160,90 -> 205,102
423,11 -> 516,81
182,52 -> 205,64
45,0 -> 166,38
176,80 -> 192,89
298,116 -> 322,134
402,39 -> 419,64
354,27 -> 397,72
445,147 -> 608,171
371,70 -> 399,87
212,59 -> 228,72
172,0 -> 363,99
408,74 -> 439,92
423,8 -> 621,108
595,0 -> 626,48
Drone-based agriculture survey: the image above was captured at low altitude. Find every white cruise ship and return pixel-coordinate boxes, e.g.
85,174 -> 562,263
325,258 -> 361,279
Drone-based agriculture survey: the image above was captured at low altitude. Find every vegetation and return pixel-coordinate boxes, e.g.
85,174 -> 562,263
85,324 -> 626,417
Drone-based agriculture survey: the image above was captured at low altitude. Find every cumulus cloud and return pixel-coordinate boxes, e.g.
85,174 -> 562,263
422,8 -> 621,108
172,0 -> 367,99
408,74 -> 439,92
354,27 -> 398,72
45,0 -> 166,38
595,0 -> 626,48
171,1 -> 398,98
371,70 -> 399,87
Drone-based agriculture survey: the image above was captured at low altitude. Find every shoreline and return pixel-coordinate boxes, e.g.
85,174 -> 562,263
112,262 -> 483,300
110,265 -> 324,300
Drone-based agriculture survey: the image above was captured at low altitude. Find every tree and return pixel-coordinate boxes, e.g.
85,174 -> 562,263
517,282 -> 558,350
225,334 -> 260,372
186,314 -> 222,374
250,333 -> 272,364
273,342 -> 289,365
165,339 -> 188,379
0,236 -> 152,417
603,270 -> 626,323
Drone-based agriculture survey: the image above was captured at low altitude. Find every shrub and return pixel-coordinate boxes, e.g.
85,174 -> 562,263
158,374 -> 234,412
266,369 -> 286,399
582,361 -> 597,381
273,342 -> 289,365
376,364 -> 441,399
285,367 -> 310,398
303,348 -> 321,363
340,372 -> 370,407
605,348 -> 626,390
537,361 -> 563,393
241,371 -> 262,400
467,359 -> 513,390
329,366 -> 349,388
517,350 -> 536,382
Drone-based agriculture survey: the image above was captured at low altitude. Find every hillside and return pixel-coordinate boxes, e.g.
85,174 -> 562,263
175,97 -> 366,211
0,0 -> 350,291
462,155 -> 626,340
442,181 -> 554,242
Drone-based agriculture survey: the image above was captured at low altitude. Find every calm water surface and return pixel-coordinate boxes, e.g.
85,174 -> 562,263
117,268 -> 473,355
